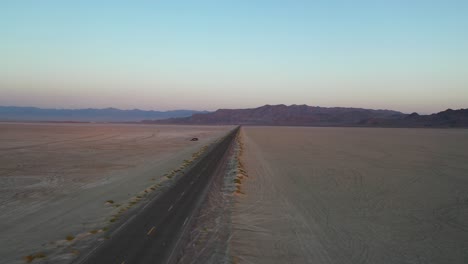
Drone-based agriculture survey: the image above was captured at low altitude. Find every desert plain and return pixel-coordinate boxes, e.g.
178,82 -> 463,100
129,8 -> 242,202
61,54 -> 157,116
0,123 -> 231,264
2,123 -> 468,264
232,126 -> 468,264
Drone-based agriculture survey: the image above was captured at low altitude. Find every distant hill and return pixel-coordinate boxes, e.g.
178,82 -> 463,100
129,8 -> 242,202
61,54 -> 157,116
0,106 -> 208,122
147,104 -> 405,126
360,108 -> 468,127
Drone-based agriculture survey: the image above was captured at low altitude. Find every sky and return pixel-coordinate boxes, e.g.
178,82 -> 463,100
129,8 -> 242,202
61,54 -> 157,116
1,1 -> 467,114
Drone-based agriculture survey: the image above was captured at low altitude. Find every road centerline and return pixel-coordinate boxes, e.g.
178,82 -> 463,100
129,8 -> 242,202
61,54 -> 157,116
147,226 -> 156,236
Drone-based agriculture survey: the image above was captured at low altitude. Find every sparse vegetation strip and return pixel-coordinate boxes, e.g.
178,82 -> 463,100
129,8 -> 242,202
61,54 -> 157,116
233,130 -> 248,195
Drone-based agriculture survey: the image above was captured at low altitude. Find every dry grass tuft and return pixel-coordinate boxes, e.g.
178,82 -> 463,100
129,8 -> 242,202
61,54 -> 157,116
24,255 -> 34,263
23,252 -> 46,263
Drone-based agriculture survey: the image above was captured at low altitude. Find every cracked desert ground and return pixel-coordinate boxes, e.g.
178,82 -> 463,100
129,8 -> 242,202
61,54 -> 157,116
0,123 -> 231,264
232,126 -> 468,264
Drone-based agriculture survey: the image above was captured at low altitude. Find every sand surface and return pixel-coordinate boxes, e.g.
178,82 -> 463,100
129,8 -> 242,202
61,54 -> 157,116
232,127 -> 468,264
0,123 -> 231,264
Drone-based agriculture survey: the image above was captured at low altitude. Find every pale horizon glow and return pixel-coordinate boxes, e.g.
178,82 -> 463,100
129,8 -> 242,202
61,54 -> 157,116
1,1 -> 468,114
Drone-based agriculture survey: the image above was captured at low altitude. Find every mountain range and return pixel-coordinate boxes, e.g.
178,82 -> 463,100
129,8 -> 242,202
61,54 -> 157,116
148,104 -> 468,128
0,106 -> 208,122
2,105 -> 467,127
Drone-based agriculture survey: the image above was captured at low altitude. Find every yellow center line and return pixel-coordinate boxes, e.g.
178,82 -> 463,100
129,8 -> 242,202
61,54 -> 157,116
147,226 -> 156,235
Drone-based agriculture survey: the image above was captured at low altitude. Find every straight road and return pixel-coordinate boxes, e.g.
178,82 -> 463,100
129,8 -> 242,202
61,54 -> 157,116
77,127 -> 239,264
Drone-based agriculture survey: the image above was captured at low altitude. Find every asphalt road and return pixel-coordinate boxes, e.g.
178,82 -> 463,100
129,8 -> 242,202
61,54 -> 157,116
77,127 -> 239,264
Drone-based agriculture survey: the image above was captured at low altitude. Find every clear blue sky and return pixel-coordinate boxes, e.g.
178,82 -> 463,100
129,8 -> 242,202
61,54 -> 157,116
1,0 -> 467,113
